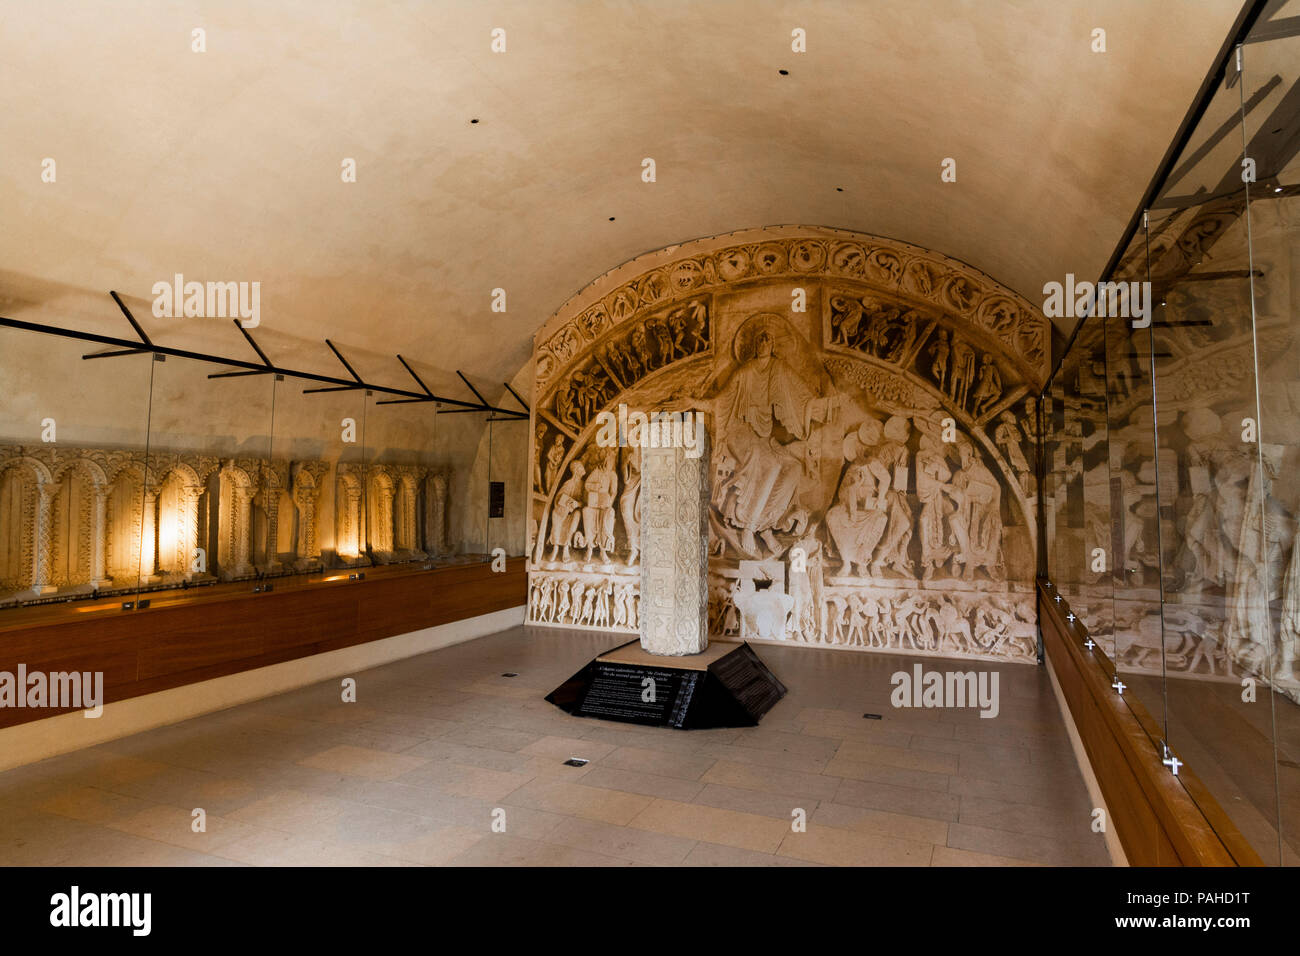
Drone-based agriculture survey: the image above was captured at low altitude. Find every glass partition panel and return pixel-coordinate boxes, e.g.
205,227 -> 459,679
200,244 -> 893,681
1143,36 -> 1285,864
1050,337 -> 1088,620
0,326 -> 152,610
1236,26 -> 1300,865
1039,25 -> 1300,865
1075,316 -> 1116,663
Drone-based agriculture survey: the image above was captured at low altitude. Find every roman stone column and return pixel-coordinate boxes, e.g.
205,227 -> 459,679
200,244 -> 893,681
638,428 -> 710,656
425,472 -> 447,556
177,485 -> 202,578
90,488 -> 111,587
262,491 -> 282,572
140,488 -> 160,581
31,481 -> 57,594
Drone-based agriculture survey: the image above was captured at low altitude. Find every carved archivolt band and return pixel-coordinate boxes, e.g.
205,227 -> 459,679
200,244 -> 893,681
534,227 -> 1051,397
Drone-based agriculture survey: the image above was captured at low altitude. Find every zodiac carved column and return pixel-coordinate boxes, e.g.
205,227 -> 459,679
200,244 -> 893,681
639,432 -> 710,656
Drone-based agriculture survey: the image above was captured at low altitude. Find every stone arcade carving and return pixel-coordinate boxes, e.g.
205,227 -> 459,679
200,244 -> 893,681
0,444 -> 451,605
526,227 -> 1051,663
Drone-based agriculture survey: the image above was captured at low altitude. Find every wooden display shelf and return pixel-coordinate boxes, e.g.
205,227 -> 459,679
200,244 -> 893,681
1038,579 -> 1262,866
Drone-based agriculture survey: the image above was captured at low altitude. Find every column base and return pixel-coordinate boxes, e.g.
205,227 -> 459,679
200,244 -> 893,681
546,639 -> 785,730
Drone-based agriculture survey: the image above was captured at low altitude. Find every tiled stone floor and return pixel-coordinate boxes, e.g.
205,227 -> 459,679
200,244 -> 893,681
0,626 -> 1111,866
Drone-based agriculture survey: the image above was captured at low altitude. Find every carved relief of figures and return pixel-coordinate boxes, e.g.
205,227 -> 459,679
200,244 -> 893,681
815,587 -> 1035,661
619,445 -> 641,566
949,340 -> 976,409
542,432 -> 567,494
708,317 -> 838,558
547,461 -> 586,563
825,420 -> 890,576
528,229 -> 1046,661
970,354 -> 1003,418
581,449 -> 618,564
915,434 -> 957,579
952,440 -> 1003,580
928,330 -> 950,390
872,416 -> 914,576
994,411 -> 1032,496
528,571 -> 637,632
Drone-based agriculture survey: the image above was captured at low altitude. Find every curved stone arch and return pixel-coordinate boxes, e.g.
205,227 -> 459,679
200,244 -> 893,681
534,227 -> 1050,399
528,226 -> 1046,662
48,454 -> 110,491
153,459 -> 204,490
0,454 -> 55,487
0,454 -> 56,593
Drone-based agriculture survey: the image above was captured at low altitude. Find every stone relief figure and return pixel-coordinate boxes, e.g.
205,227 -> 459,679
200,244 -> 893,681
1174,409 -> 1247,590
1278,543 -> 1300,681
916,434 -> 957,579
535,576 -> 555,621
581,449 -> 618,564
547,461 -> 586,562
952,440 -> 1002,580
970,354 -> 1003,418
707,318 -> 838,558
949,339 -> 976,409
994,411 -> 1032,496
825,420 -> 890,577
533,424 -> 547,491
555,579 -> 573,622
619,445 -> 641,565
788,531 -> 825,642
928,330 -> 951,390
871,415 -> 914,577
830,295 -> 867,347
732,577 -> 794,640
544,434 -> 566,494
1225,445 -> 1290,675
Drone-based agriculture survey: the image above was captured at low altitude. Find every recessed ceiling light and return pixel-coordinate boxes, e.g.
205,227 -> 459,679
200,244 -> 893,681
778,69 -> 789,76
608,216 -> 615,221
836,187 -> 844,192
470,118 -> 479,124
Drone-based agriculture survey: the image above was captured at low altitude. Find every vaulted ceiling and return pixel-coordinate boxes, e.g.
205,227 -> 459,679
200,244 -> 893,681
0,0 -> 1245,400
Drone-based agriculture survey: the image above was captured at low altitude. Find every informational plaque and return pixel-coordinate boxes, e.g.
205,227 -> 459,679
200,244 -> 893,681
575,663 -> 700,728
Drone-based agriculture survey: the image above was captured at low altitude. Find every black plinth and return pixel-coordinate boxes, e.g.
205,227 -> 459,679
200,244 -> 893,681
546,639 -> 786,730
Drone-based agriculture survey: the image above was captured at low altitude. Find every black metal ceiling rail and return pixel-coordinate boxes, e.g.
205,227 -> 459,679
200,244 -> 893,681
0,291 -> 528,419
1042,0 -> 1273,391
502,381 -> 530,413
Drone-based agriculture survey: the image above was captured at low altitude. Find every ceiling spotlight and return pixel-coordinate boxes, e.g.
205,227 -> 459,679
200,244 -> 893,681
836,187 -> 844,192
1274,185 -> 1284,193
608,216 -> 615,221
470,118 -> 479,124
778,69 -> 789,75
